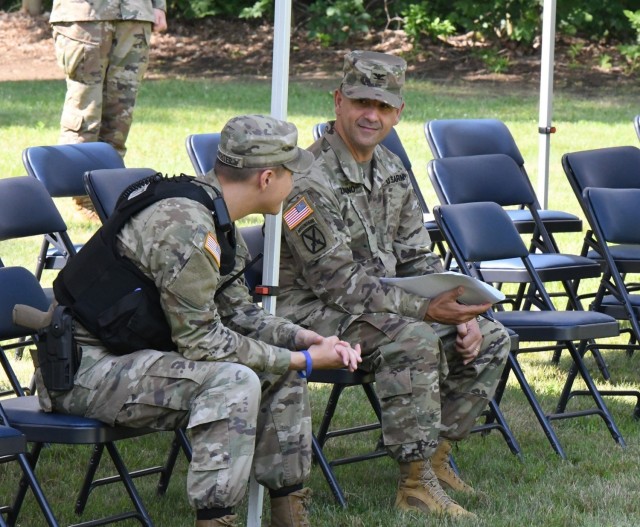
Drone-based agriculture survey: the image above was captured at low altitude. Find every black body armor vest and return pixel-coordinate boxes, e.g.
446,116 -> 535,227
53,173 -> 235,355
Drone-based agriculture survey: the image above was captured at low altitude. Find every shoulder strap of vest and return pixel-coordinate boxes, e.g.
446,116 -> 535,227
103,173 -> 218,247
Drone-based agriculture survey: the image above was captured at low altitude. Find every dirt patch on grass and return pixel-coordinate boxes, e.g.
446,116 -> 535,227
1,9 -> 637,91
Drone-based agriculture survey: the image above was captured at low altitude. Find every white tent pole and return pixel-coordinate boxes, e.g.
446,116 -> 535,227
246,1 -> 291,525
537,0 -> 557,209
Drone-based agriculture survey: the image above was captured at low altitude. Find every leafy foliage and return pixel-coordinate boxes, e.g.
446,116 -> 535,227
10,0 -> 640,50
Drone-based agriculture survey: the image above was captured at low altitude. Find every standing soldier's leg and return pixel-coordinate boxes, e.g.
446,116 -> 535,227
254,371 -> 312,527
53,21 -> 112,146
101,21 -> 151,157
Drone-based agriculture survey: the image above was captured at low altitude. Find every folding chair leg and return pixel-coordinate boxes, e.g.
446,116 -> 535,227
103,442 -> 153,527
554,342 -> 626,448
509,353 -> 567,458
311,434 -> 347,508
315,384 -> 345,448
469,364 -> 522,457
6,449 -> 59,527
10,442 -> 45,524
157,428 -> 192,495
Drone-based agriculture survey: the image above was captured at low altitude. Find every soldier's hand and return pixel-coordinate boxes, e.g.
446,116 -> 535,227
424,287 -> 491,325
153,9 -> 168,32
456,319 -> 483,365
308,336 -> 362,372
294,328 -> 324,350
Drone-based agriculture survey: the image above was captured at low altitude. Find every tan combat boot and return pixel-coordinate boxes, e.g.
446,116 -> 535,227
195,514 -> 237,527
395,460 -> 476,519
431,440 -> 475,494
270,487 -> 312,527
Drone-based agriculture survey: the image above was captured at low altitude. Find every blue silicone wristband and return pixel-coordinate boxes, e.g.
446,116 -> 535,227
298,349 -> 313,379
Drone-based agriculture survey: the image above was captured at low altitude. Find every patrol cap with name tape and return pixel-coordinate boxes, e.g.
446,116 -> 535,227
340,50 -> 407,109
217,114 -> 314,173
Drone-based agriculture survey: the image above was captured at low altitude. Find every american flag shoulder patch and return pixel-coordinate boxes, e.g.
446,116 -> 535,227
284,197 -> 313,230
203,232 -> 221,267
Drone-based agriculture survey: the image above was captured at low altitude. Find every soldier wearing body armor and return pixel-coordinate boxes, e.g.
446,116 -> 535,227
277,51 -> 510,519
35,115 -> 362,527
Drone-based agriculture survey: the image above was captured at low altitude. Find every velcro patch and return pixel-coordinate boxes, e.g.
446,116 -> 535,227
203,231 -> 221,267
284,197 -> 313,230
299,223 -> 327,254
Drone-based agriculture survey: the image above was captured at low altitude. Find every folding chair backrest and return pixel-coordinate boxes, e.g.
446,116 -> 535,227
185,133 -> 221,176
425,118 -> 526,167
634,115 -> 640,142
0,267 -> 50,340
428,153 -> 535,207
434,201 -> 530,263
22,142 -> 125,198
0,266 -> 50,396
0,176 -> 76,280
0,177 -> 68,242
83,167 -> 158,223
562,146 -> 640,216
583,188 -> 640,246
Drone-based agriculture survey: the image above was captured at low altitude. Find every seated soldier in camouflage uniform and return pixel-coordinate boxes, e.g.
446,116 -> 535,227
277,51 -> 510,519
39,115 -> 362,527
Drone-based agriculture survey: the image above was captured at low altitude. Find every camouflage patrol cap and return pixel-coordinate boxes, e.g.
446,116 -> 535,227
217,114 -> 313,173
340,50 -> 406,109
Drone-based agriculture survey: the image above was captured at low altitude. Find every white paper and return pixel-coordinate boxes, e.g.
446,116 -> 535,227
381,271 -> 505,305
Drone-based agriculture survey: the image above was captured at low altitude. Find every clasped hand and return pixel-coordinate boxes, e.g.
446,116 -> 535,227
295,329 -> 362,372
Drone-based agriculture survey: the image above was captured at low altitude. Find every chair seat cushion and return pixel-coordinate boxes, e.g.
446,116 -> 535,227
508,209 -> 582,233
587,245 -> 640,273
2,396 -> 153,444
478,253 -> 602,283
495,310 -> 619,341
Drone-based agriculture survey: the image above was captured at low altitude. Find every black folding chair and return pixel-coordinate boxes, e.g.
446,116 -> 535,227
0,177 -> 79,396
0,266 -> 162,526
424,118 -> 583,250
185,133 -> 221,176
0,415 -> 58,527
428,153 -> 601,312
558,187 -> 640,419
434,201 -> 625,459
562,145 -> 640,267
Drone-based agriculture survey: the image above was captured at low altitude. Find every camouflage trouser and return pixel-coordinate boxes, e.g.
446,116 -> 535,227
52,20 -> 151,157
315,312 -> 510,462
50,350 -> 311,510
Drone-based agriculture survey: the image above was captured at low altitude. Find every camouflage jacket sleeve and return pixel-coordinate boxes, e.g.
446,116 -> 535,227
117,196 -> 295,373
50,0 -> 164,23
280,128 -> 443,320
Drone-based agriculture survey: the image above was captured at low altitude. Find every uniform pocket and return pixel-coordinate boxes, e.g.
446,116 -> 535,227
188,390 -> 231,471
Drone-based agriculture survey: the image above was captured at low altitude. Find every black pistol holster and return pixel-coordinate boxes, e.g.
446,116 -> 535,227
34,305 -> 79,392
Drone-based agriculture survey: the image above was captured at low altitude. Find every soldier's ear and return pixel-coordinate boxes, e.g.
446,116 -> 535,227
257,168 -> 274,191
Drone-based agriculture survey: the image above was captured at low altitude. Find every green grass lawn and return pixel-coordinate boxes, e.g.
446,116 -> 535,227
1,75 -> 640,526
